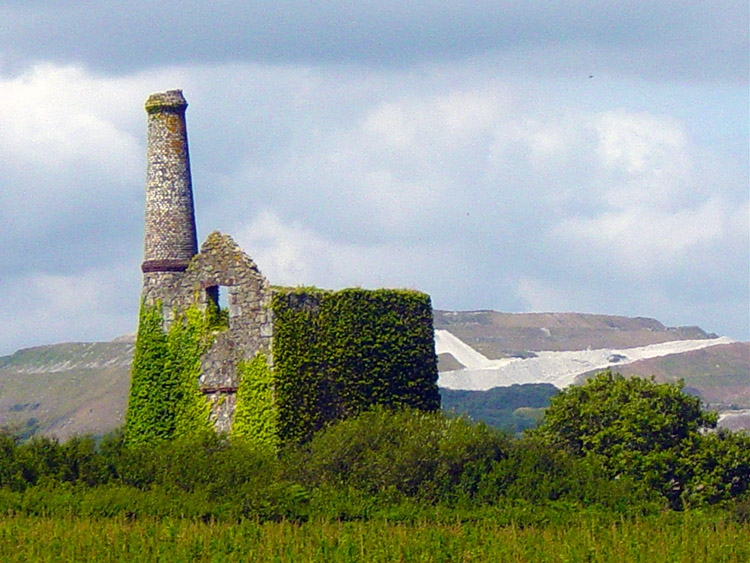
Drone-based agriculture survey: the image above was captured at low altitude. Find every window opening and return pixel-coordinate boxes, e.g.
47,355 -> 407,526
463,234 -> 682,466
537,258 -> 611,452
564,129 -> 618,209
206,285 -> 229,328
218,286 -> 229,311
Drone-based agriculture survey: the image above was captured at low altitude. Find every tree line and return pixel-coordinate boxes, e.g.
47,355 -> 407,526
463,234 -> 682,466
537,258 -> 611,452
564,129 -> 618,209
0,371 -> 747,522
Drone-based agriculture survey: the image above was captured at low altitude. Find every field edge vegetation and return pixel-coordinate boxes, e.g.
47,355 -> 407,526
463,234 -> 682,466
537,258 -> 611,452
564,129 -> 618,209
0,373 -> 747,558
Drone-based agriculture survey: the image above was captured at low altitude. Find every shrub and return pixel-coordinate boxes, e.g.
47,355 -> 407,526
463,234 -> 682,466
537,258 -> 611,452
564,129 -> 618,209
285,407 -> 511,503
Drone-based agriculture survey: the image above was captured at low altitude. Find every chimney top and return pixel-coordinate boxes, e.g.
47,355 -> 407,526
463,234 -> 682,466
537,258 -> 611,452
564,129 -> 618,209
145,89 -> 188,114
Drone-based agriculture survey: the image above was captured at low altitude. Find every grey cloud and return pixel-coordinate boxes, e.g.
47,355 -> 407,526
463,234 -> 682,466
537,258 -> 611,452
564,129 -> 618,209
187,66 -> 746,339
0,1 -> 746,82
0,265 -> 140,356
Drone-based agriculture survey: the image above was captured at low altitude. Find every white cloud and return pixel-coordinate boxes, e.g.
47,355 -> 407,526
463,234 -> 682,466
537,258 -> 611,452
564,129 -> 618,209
234,211 -> 322,284
0,64 -> 141,172
207,67 -> 746,338
517,277 -> 578,313
544,108 -> 748,285
555,198 -> 742,275
591,109 -> 693,209
234,210 -> 450,293
0,64 -> 145,245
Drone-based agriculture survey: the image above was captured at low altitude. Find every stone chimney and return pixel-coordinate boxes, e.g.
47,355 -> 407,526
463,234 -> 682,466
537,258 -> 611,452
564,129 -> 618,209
141,89 -> 198,274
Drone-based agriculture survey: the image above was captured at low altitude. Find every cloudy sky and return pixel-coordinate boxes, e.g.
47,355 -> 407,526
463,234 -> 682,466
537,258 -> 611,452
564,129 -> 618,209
0,1 -> 747,355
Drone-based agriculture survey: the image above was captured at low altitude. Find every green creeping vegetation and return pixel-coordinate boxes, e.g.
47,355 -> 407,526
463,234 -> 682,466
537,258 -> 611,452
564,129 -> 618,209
272,287 -> 440,445
124,303 -> 214,445
169,308 -> 213,439
125,287 -> 439,448
232,354 -> 278,451
205,292 -> 229,330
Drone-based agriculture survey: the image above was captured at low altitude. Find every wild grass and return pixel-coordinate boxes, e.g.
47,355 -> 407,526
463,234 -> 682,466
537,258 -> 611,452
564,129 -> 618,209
0,512 -> 746,562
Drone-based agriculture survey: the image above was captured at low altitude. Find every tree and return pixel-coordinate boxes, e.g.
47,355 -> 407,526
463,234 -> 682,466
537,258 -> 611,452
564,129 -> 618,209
532,370 -> 723,508
678,429 -> 750,508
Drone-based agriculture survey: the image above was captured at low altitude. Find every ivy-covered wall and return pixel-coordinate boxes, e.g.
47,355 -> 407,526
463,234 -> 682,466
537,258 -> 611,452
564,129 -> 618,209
124,303 -> 213,445
272,287 -> 440,445
231,354 -> 278,451
125,288 -> 440,448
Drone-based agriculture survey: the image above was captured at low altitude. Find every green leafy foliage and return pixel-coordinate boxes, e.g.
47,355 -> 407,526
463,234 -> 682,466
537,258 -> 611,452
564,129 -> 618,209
678,429 -> 750,508
124,303 -> 213,445
475,436 -> 657,511
232,354 -> 278,451
272,288 -> 440,444
0,404 -> 747,525
0,433 -> 111,492
286,408 -> 655,512
205,291 -> 229,330
124,303 -> 171,444
286,408 -> 511,503
531,370 -> 749,509
169,308 -> 213,438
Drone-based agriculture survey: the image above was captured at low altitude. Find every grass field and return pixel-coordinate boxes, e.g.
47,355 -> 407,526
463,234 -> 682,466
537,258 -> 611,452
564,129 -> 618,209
0,512 -> 746,562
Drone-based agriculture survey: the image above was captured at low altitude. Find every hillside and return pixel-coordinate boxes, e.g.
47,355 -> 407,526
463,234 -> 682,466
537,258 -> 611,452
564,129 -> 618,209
576,342 -> 749,407
433,311 -> 747,431
0,341 -> 133,440
1,312 -> 747,439
434,310 -> 715,358
436,329 -> 735,389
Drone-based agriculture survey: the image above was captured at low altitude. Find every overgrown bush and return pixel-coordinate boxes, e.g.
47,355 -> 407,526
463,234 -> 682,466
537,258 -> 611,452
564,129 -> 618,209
282,407 -> 657,512
476,437 -> 660,512
0,433 -> 112,491
285,408 -> 511,503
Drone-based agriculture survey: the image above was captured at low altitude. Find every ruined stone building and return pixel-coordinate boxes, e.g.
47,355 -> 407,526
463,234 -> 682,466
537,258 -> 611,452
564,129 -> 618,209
127,90 -> 438,445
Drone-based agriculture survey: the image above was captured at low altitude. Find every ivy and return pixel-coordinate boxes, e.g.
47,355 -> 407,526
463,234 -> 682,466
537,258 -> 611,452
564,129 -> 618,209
124,303 -> 172,444
272,288 -> 440,445
169,308 -> 213,439
124,303 -> 213,445
205,294 -> 229,330
232,354 -> 278,452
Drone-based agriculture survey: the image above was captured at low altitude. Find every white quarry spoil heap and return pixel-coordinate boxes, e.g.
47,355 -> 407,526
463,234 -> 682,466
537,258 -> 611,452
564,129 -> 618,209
435,329 -> 735,390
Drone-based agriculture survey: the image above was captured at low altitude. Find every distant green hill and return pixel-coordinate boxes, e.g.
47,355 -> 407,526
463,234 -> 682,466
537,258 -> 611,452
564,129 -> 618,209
440,384 -> 558,433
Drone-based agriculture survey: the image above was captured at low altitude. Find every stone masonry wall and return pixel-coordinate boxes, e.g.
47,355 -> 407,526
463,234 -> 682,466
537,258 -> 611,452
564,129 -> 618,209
142,89 -> 198,273
142,231 -> 274,433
